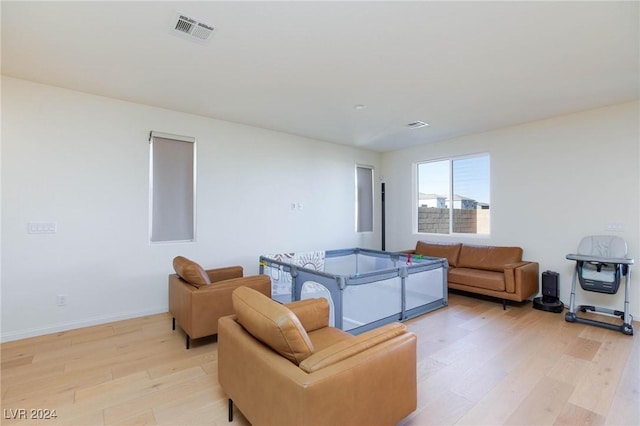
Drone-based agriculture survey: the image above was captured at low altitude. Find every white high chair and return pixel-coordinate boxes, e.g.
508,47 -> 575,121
565,235 -> 634,335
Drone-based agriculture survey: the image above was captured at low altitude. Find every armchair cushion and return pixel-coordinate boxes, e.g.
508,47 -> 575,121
232,286 -> 314,365
173,256 -> 211,287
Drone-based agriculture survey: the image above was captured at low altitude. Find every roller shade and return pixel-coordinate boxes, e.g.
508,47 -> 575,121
149,132 -> 196,243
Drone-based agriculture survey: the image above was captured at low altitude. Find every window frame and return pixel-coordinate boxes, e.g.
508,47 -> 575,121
414,153 -> 490,237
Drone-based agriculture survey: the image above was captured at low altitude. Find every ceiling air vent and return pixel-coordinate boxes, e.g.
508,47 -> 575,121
172,13 -> 214,43
407,121 -> 429,129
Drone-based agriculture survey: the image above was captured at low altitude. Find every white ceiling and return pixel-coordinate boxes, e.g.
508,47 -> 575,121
2,1 -> 638,152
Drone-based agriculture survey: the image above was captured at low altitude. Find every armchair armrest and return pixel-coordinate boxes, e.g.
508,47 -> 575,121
299,322 -> 409,373
197,275 -> 268,292
188,275 -> 271,339
285,298 -> 330,332
206,266 -> 243,283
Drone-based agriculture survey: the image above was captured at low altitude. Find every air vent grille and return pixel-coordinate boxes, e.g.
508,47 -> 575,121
407,121 -> 429,129
192,23 -> 214,40
172,13 -> 214,42
175,16 -> 196,34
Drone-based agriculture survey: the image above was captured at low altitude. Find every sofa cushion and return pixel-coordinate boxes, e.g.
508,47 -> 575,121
448,267 -> 506,292
173,256 -> 211,288
232,286 -> 314,365
414,242 -> 462,267
457,245 -> 522,272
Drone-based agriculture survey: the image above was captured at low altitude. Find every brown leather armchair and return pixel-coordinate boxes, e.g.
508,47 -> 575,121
169,256 -> 271,349
218,286 -> 417,426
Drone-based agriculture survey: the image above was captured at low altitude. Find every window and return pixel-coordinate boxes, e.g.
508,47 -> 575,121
356,165 -> 374,232
149,131 -> 196,243
416,154 -> 490,235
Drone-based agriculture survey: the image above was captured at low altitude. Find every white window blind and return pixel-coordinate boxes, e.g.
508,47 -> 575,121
149,131 -> 196,243
356,165 -> 374,233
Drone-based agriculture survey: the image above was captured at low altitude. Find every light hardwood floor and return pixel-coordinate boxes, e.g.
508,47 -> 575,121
1,292 -> 638,425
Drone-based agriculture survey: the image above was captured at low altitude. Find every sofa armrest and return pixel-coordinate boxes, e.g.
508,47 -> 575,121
515,261 -> 539,300
299,322 -> 409,373
503,261 -> 539,299
206,266 -> 243,283
504,262 -> 527,293
286,298 -> 329,332
504,261 -> 529,269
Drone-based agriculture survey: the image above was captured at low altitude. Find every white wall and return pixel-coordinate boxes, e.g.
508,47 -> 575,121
382,101 -> 640,318
1,77 -> 381,342
3,77 -> 638,342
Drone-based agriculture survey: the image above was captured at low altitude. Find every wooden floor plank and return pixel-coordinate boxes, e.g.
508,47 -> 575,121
568,332 -> 633,416
554,403 -> 606,426
103,373 -> 219,425
565,336 -> 602,361
546,353 -> 591,386
504,376 -> 575,425
408,388 -> 474,426
455,347 -> 557,425
0,390 -> 77,425
2,367 -> 113,403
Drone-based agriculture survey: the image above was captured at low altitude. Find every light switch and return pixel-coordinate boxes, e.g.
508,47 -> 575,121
604,223 -> 623,232
28,222 -> 57,234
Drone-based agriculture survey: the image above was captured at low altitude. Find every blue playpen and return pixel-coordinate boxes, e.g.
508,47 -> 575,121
259,248 -> 448,334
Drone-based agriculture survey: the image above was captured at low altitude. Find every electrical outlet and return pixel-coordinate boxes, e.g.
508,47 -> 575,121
56,294 -> 67,306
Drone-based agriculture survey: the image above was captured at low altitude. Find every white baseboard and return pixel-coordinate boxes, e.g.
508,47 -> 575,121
1,307 -> 168,343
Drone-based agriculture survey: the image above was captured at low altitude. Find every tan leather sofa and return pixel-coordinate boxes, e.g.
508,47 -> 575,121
169,256 -> 271,348
405,241 -> 539,308
218,286 -> 417,426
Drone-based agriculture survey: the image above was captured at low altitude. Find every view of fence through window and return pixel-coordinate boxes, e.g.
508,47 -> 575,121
417,154 -> 490,234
